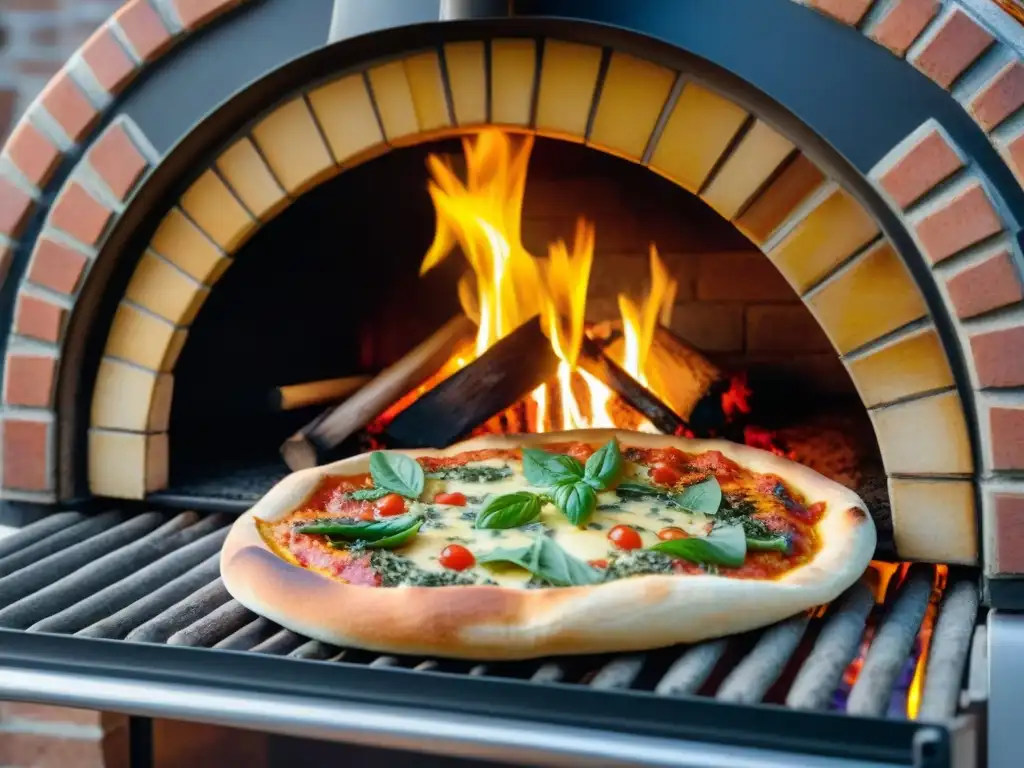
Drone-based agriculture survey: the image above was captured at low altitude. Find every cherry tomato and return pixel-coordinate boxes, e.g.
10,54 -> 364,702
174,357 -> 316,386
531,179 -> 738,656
439,544 -> 475,571
657,527 -> 688,541
588,559 -> 609,569
374,493 -> 406,517
650,464 -> 682,487
434,491 -> 467,506
608,525 -> 642,550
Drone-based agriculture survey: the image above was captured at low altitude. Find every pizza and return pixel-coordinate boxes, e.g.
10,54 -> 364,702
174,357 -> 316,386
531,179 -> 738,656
220,429 -> 875,660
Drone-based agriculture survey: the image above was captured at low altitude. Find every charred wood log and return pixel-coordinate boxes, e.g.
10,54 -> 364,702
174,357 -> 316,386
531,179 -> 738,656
281,315 -> 476,470
381,316 -> 559,448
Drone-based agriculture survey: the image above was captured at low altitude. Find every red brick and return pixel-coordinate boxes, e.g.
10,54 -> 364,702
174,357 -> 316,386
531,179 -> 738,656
29,237 -> 90,295
808,0 -> 874,25
1001,127 -> 1024,189
0,729 -> 112,768
0,703 -> 126,730
4,355 -> 57,408
87,122 -> 148,200
18,59 -> 62,78
667,302 -> 744,352
946,248 -> 1023,319
970,326 -> 1024,387
990,407 -> 1024,470
914,182 -> 1003,264
746,305 -> 834,352
16,294 -> 66,343
80,25 -> 137,95
0,175 -> 36,237
174,0 -> 242,29
114,0 -> 174,62
911,8 -> 994,89
4,120 -> 63,187
969,61 -> 1024,132
39,72 -> 99,143
2,419 -> 50,492
31,25 -> 60,46
868,0 -> 941,56
877,128 -> 964,209
991,493 -> 1024,573
49,182 -> 113,246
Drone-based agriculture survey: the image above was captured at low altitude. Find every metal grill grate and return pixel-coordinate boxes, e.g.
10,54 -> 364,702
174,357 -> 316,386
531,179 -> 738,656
0,510 -> 978,722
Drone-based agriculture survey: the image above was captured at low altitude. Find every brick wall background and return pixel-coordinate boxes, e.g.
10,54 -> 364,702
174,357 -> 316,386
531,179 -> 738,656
0,0 -> 123,142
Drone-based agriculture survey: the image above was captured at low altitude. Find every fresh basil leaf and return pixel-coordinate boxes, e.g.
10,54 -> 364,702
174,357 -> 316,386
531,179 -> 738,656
672,476 -> 723,516
522,448 -> 583,487
475,491 -> 543,530
553,482 -> 597,527
477,536 -> 602,587
369,451 -> 425,499
361,520 -> 423,550
649,524 -> 746,567
583,439 -> 622,490
297,512 -> 422,541
348,487 -> 391,501
746,535 -> 791,555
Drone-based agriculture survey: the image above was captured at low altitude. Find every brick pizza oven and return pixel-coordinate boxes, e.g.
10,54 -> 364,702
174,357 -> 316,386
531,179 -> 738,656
1,1 -> 1023,766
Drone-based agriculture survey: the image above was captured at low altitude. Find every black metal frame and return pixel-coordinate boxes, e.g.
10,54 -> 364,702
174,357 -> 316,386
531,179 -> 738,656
0,628 -> 953,767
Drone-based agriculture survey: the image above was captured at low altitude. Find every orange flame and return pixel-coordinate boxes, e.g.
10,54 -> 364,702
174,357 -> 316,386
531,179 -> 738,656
906,565 -> 949,720
618,244 -> 677,388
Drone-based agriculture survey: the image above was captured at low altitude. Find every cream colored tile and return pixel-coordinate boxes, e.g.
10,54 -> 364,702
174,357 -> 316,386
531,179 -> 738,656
88,429 -> 168,499
308,74 -> 385,165
403,51 -> 451,134
806,240 -> 928,354
889,477 -> 978,564
104,302 -> 184,372
91,358 -> 173,432
589,52 -> 675,160
845,325 -> 954,408
149,208 -> 230,285
179,169 -> 256,252
535,40 -> 602,141
702,120 -> 793,220
491,39 -> 536,126
444,41 -> 486,126
367,60 -> 419,142
251,97 -> 336,195
124,251 -> 209,327
215,138 -> 289,222
870,390 -> 973,475
649,82 -> 748,192
766,187 -> 879,293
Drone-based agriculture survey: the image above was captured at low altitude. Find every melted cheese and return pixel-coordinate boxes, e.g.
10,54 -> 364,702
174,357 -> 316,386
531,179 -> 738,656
397,459 -> 712,588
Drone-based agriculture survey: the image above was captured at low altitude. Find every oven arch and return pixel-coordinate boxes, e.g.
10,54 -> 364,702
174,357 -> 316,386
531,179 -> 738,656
0,0 -> 1022,593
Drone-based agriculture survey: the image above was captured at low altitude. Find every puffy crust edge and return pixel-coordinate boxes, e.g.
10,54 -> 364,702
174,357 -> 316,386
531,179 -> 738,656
220,429 -> 876,660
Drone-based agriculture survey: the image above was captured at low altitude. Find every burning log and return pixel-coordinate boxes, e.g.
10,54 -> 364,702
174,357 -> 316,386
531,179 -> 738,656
381,316 -> 560,448
281,315 -> 476,470
576,336 -> 687,435
268,375 -> 372,412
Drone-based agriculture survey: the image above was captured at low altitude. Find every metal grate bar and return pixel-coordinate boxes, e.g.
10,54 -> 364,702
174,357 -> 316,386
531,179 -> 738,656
214,617 -> 279,650
78,552 -> 222,640
919,578 -> 980,721
166,598 -> 255,647
0,513 -> 206,630
28,517 -> 229,634
125,577 -> 233,643
590,656 -> 645,690
654,640 -> 727,697
786,579 -> 875,710
0,512 -> 167,617
0,510 -> 980,725
0,511 -> 87,565
250,629 -> 306,655
717,614 -> 810,704
847,566 -> 933,717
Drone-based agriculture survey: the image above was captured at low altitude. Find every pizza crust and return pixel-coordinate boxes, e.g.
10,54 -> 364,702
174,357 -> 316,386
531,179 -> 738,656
220,429 -> 876,660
